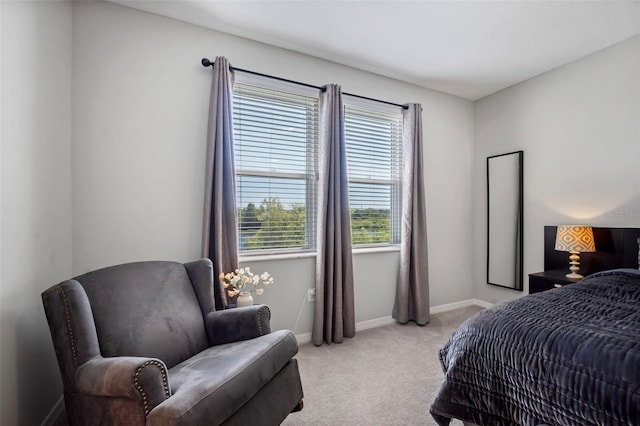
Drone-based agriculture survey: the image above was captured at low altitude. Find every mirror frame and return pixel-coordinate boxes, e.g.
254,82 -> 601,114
486,150 -> 524,291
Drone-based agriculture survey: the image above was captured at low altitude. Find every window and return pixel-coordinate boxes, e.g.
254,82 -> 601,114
233,75 -> 402,255
233,79 -> 319,254
344,103 -> 402,246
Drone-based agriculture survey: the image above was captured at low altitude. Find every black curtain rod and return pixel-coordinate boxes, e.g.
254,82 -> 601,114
201,58 -> 408,110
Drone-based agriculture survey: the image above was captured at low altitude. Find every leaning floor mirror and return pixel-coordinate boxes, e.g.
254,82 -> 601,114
487,150 -> 523,291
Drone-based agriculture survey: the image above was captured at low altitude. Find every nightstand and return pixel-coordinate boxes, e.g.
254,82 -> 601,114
528,270 -> 582,294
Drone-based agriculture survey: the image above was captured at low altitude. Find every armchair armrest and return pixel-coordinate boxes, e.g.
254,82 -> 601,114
76,356 -> 170,415
206,305 -> 271,346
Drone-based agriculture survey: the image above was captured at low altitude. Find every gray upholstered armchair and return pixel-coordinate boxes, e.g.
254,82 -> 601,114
42,259 -> 303,425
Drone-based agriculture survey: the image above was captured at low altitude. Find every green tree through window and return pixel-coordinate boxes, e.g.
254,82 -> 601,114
242,198 -> 306,250
350,208 -> 392,244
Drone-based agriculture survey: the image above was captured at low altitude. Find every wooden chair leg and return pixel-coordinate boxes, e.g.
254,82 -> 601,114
291,400 -> 304,412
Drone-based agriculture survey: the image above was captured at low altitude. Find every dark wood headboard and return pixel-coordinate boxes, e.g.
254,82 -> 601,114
544,226 -> 640,274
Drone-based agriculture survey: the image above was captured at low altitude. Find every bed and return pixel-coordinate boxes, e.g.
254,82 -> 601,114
430,268 -> 640,426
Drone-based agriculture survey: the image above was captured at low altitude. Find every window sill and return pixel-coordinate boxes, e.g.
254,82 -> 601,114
238,245 -> 400,263
352,245 -> 401,255
239,251 -> 316,263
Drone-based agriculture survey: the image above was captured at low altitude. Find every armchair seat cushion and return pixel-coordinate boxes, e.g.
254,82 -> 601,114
147,330 -> 298,425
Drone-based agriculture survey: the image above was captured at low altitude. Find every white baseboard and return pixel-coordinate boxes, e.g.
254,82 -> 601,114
295,298 -> 491,345
430,298 -> 493,314
295,331 -> 313,345
469,298 -> 494,309
41,396 -> 64,426
355,315 -> 395,331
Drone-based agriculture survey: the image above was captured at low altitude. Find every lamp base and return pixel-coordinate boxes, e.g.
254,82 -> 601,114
565,272 -> 584,279
566,252 -> 583,279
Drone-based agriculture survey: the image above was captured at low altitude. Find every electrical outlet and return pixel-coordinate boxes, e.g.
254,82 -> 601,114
307,288 -> 316,303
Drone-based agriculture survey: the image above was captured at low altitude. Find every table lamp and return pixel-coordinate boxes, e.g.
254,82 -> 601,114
554,225 -> 596,279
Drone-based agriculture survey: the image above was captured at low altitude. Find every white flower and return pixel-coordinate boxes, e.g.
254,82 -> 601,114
219,268 -> 274,298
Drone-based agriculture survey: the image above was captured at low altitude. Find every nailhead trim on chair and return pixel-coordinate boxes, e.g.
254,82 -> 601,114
257,306 -> 271,336
133,360 -> 170,416
59,288 -> 78,367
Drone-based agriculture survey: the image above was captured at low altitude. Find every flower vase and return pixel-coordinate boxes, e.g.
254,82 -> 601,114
236,292 -> 253,307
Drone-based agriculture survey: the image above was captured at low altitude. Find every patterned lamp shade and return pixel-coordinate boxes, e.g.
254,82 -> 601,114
554,225 -> 596,253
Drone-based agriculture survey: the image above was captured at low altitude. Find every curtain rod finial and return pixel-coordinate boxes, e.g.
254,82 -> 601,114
201,58 -> 212,67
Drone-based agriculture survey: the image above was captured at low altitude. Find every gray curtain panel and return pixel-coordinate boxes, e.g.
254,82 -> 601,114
393,104 -> 430,325
202,56 -> 237,310
313,84 -> 356,345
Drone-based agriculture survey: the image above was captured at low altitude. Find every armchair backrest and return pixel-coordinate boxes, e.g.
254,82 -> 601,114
43,260 -> 215,391
73,261 -> 210,367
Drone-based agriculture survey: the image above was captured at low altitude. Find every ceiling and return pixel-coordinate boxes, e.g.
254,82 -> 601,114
108,0 -> 640,100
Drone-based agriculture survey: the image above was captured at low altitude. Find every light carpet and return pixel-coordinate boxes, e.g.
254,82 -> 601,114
282,305 -> 484,426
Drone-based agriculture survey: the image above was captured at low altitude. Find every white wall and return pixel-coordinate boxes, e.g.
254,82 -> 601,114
473,36 -> 640,303
72,1 -> 476,332
0,1 -> 73,424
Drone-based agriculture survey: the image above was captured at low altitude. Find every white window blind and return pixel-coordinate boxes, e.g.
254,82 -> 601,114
344,103 -> 402,246
233,82 -> 319,254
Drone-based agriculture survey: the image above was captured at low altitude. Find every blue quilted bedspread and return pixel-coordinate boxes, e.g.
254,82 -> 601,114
430,269 -> 640,426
